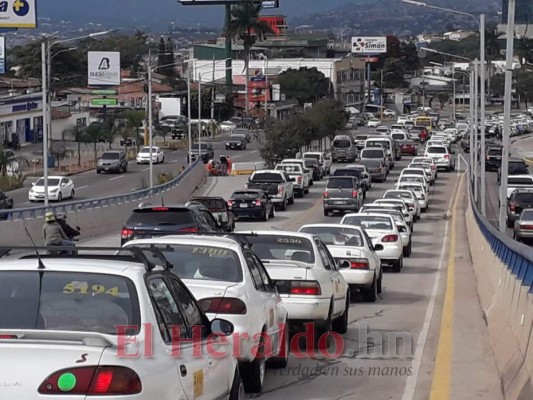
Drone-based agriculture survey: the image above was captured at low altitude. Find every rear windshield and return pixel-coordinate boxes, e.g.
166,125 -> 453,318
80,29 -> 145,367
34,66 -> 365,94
508,177 -> 533,185
403,169 -> 424,176
277,164 -> 301,173
521,210 -> 533,219
193,143 -> 209,150
509,161 -> 527,168
399,185 -> 423,192
427,146 -> 447,154
488,149 -> 502,155
0,271 -> 139,334
333,169 -> 362,178
355,135 -> 368,141
361,149 -> 384,158
367,141 -> 390,149
190,198 -> 225,211
392,133 -> 405,140
299,226 -> 363,247
333,139 -> 352,148
127,209 -> 194,226
410,126 -> 425,132
246,235 -> 315,263
361,159 -> 381,168
135,245 -> 242,283
252,173 -> 282,182
304,159 -> 318,167
342,215 -> 393,230
400,176 -> 423,184
101,152 -> 120,159
232,191 -> 263,200
327,177 -> 355,188
515,193 -> 533,202
385,191 -> 413,200
303,154 -> 320,161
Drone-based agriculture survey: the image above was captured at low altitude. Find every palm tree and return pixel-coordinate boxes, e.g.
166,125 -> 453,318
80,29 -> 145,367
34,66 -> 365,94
227,1 -> 273,116
85,123 -> 105,164
122,110 -> 145,149
0,145 -> 16,177
63,124 -> 88,166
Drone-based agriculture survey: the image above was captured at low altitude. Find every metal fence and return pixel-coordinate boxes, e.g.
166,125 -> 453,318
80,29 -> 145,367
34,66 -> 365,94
0,159 -> 201,222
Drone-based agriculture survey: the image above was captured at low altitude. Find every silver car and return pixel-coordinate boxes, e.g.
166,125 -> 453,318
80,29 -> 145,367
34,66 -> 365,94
513,208 -> 533,242
323,176 -> 363,216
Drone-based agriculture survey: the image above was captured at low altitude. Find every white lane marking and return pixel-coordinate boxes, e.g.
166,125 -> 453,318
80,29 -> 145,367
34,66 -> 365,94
231,150 -> 258,160
168,160 -> 178,164
401,181 -> 458,400
76,185 -> 88,191
109,175 -> 125,181
142,167 -> 150,171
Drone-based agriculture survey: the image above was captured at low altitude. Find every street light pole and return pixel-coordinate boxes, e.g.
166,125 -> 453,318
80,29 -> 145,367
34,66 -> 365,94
473,58 -> 479,203
147,47 -> 154,189
187,66 -> 192,166
451,61 -> 456,119
499,0 -> 516,231
41,41 -> 49,208
264,56 -> 269,119
469,64 -> 475,183
480,13 -> 487,216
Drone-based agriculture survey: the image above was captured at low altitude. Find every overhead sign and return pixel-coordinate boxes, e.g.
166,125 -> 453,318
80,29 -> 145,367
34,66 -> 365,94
91,89 -> 117,95
90,98 -> 118,106
180,1 -> 269,4
261,0 -> 279,8
351,37 -> 387,54
88,51 -> 121,86
0,36 -> 5,74
0,0 -> 37,28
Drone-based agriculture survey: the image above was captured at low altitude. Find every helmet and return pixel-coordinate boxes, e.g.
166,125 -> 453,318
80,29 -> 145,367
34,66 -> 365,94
44,212 -> 56,222
56,213 -> 66,221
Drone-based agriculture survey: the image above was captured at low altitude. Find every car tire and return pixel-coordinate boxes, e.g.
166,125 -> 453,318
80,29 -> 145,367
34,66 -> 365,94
332,293 -> 350,333
280,198 -> 287,211
262,209 -> 269,221
70,189 -> 75,199
363,275 -> 378,302
309,179 -> 314,186
240,333 -> 266,393
267,320 -> 288,368
96,169 -> 101,174
392,256 -> 403,273
288,194 -> 295,204
377,272 -> 383,294
324,209 -> 329,217
269,207 -> 275,218
507,219 -> 514,228
57,193 -> 62,202
229,368 -> 245,400
304,187 -> 309,194
403,242 -> 412,257
297,190 -> 304,198
314,306 -> 333,349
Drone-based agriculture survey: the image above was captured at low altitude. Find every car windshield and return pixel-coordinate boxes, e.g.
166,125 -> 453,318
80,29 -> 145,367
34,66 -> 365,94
304,159 -> 318,167
246,235 -> 315,263
515,193 -> 533,202
189,198 -> 226,211
355,135 -> 368,141
137,245 -> 242,283
126,209 -> 194,226
427,146 -> 447,154
333,139 -> 351,148
509,161 -> 527,169
193,143 -> 208,150
327,177 -> 354,188
362,149 -> 384,158
400,176 -> 423,184
277,164 -> 301,173
35,178 -> 60,186
342,215 -> 393,230
392,133 -> 405,140
508,177 -> 533,185
230,135 -> 245,140
400,185 -> 423,192
139,148 -> 156,153
252,173 -> 282,182
403,169 -> 424,176
232,191 -> 263,200
0,271 -> 139,334
410,164 -> 429,169
333,169 -> 362,178
385,191 -> 412,200
101,153 -> 119,159
299,226 -> 363,247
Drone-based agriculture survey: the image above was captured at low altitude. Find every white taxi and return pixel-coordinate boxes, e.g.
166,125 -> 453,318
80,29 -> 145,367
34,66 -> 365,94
123,235 -> 288,393
298,224 -> 383,303
341,213 -> 404,272
136,146 -> 165,164
412,156 -> 438,180
397,182 -> 429,211
383,189 -> 421,220
239,231 -> 350,349
0,246 -> 243,400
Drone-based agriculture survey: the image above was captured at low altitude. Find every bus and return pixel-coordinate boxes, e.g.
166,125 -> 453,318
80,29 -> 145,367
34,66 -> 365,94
414,116 -> 433,131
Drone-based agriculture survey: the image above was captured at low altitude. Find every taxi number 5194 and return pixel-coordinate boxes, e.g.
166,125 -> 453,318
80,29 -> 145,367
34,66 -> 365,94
63,282 -> 119,296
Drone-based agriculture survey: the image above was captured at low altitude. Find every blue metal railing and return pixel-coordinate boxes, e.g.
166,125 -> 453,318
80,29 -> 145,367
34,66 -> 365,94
469,177 -> 533,293
0,159 -> 201,222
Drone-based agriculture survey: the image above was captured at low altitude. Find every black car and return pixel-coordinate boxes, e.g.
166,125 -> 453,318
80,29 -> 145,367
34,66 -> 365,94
485,146 -> 503,171
120,203 -> 224,245
188,142 -> 214,163
225,134 -> 247,150
188,196 -> 235,232
498,158 -> 530,183
227,189 -> 274,221
507,189 -> 533,227
303,158 -> 323,181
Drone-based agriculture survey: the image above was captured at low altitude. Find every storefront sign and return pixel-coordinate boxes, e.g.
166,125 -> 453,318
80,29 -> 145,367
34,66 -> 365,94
0,0 -> 37,28
12,101 -> 38,112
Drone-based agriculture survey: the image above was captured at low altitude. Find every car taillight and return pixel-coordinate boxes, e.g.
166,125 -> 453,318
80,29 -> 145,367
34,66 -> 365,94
382,234 -> 399,242
352,190 -> 358,198
121,228 -> 133,239
297,176 -> 302,184
323,191 -> 329,198
350,258 -> 369,269
510,202 -> 516,211
278,186 -> 284,194
152,207 -> 169,211
520,224 -> 533,230
0,334 -> 17,339
198,297 -> 247,314
38,366 -> 142,395
180,227 -> 198,233
227,200 -> 234,207
444,154 -> 450,159
255,200 -> 262,206
290,281 -> 321,295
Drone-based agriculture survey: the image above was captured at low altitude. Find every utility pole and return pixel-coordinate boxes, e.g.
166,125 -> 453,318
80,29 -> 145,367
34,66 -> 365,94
41,40 -> 49,208
225,4 -> 233,94
473,58 -> 479,203
380,69 -> 384,121
480,13 -> 487,216
210,54 -> 215,121
469,64 -> 475,183
452,61 -> 456,120
148,46 -> 154,189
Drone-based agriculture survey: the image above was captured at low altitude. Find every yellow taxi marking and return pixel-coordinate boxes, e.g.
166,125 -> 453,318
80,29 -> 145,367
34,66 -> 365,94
429,172 -> 464,400
193,369 -> 203,398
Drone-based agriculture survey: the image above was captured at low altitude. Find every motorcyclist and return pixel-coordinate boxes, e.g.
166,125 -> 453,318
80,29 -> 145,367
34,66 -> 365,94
43,212 -> 75,252
56,213 -> 80,240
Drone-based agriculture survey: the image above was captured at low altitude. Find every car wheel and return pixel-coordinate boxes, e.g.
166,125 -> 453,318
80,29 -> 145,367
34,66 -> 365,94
392,256 -> 403,273
507,219 -> 514,228
269,206 -> 275,218
229,368 -> 245,400
267,320 -> 288,368
297,190 -> 304,198
161,156 -> 165,163
96,169 -> 101,174
363,274 -> 378,302
304,187 -> 309,194
262,209 -> 269,221
280,198 -> 287,211
377,272 -> 383,294
403,242 -> 412,257
70,190 -> 75,199
240,333 -> 266,393
332,293 -> 350,333
288,194 -> 295,204
309,179 -> 314,186
314,306 -> 333,349
57,193 -> 63,202
324,209 -> 329,217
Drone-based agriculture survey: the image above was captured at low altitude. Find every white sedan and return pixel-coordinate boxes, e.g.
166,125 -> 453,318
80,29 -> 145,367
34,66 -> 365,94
383,109 -> 397,117
341,213 -> 404,272
220,120 -> 237,132
383,189 -> 421,220
136,146 -> 165,164
28,176 -> 75,202
298,224 -> 383,302
367,118 -> 382,127
124,235 -> 288,393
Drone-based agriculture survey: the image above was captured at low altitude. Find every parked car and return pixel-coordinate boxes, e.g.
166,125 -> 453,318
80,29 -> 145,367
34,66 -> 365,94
227,189 -> 275,221
28,176 -> 75,202
188,196 -> 235,231
96,149 -> 128,174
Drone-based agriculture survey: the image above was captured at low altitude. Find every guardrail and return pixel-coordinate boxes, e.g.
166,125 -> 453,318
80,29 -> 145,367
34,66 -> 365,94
0,159 -> 201,222
469,178 -> 533,292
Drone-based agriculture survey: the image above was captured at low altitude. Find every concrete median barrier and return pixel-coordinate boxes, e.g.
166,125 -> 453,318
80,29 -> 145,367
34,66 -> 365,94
0,162 -> 207,246
466,192 -> 533,399
231,162 -> 259,175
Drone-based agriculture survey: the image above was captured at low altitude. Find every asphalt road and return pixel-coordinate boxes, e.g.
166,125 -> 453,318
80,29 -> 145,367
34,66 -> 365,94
8,140 -> 260,208
83,144 -> 464,400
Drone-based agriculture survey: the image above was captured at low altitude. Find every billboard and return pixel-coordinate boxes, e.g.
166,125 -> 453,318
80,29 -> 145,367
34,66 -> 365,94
0,0 -> 37,28
351,37 -> 387,54
180,0 -> 277,5
0,36 -> 5,74
88,51 -> 121,86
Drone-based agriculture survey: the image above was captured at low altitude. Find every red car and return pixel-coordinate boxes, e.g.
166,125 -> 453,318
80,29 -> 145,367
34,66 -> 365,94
400,141 -> 418,156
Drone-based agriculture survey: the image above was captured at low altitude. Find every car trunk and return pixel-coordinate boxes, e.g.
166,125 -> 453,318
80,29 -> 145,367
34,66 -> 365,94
247,181 -> 279,196
262,262 -> 311,297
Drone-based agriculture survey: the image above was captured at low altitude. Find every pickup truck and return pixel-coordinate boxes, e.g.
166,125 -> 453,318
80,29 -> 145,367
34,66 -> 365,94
246,170 -> 295,210
280,158 -> 313,187
275,163 -> 307,197
506,175 -> 533,199
0,191 -> 14,220
303,151 -> 332,175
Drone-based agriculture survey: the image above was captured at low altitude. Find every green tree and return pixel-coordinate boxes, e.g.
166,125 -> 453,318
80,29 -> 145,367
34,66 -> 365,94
227,1 -> 273,115
383,58 -> 406,88
121,110 -> 145,148
400,41 -> 421,72
438,93 -> 450,109
490,73 -> 505,97
63,124 -> 88,166
485,23 -> 503,97
0,145 -> 17,177
305,100 -> 348,142
85,123 -> 105,164
515,69 -> 533,109
278,67 -> 332,105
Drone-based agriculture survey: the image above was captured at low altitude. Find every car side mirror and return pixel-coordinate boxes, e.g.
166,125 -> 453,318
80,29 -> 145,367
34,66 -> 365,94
374,244 -> 384,251
210,318 -> 235,336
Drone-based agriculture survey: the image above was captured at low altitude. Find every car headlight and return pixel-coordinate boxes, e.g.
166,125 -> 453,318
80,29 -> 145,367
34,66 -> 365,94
51,188 -> 59,193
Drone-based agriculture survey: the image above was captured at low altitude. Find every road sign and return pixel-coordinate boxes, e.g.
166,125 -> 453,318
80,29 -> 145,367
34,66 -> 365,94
215,94 -> 226,103
262,0 -> 279,8
0,0 -> 37,28
351,37 -> 387,54
91,89 -> 117,95
0,36 -> 5,74
90,98 -> 118,106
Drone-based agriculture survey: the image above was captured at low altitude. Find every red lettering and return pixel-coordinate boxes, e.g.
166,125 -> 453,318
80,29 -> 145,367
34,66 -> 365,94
251,331 -> 273,359
191,325 -> 204,358
290,322 -> 316,358
275,322 -> 288,359
116,325 -> 140,358
232,331 -> 249,359
206,334 -> 229,358
143,323 -> 153,357
318,332 -> 344,358
171,326 -> 189,358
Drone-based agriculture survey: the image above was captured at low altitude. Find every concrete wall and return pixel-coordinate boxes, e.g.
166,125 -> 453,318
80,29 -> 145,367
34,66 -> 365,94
466,201 -> 533,399
0,163 -> 207,246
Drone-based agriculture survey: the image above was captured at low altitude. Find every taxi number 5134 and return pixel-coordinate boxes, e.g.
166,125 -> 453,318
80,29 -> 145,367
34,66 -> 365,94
63,282 -> 119,296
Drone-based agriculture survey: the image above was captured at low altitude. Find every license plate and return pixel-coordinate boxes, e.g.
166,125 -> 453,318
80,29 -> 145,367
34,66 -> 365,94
334,201 -> 346,205
105,167 -> 109,170
240,203 -> 248,208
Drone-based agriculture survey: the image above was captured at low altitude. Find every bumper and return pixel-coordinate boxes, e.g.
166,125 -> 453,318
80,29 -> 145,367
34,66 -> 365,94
340,269 -> 374,288
282,296 -> 331,321
29,192 -> 60,201
375,245 -> 403,262
226,144 -> 244,149
516,229 -> 533,239
270,195 -> 286,204
485,160 -> 502,170
369,172 -> 386,181
323,199 -> 359,211
97,164 -> 120,172
230,207 -> 265,219
136,158 -> 157,164
333,154 -> 355,161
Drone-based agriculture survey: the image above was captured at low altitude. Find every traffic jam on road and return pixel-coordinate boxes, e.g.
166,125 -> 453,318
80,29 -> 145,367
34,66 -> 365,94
0,108 -> 470,399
